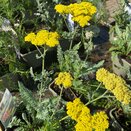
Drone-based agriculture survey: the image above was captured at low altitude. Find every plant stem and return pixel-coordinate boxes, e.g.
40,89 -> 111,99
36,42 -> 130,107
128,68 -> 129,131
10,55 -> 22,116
56,86 -> 63,108
81,28 -> 84,45
48,80 -> 55,89
39,46 -> 48,102
36,46 -> 43,56
85,90 -> 109,105
59,115 -> 69,122
50,86 -> 63,119
103,96 -> 115,98
70,26 -> 78,49
53,115 -> 69,127
63,15 -> 70,32
91,83 -> 102,99
42,47 -> 47,77
69,88 -> 77,98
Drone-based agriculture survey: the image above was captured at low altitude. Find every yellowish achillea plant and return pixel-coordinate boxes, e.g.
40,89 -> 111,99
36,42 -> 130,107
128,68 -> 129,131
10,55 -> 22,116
55,2 -> 97,27
55,72 -> 73,88
24,30 -> 60,92
96,68 -> 131,104
66,98 -> 109,131
24,30 -> 59,47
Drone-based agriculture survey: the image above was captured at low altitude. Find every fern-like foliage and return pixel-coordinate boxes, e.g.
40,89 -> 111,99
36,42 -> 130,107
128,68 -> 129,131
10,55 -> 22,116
35,0 -> 64,31
57,43 -> 104,79
57,43 -> 104,96
18,82 -> 37,110
9,82 -> 66,130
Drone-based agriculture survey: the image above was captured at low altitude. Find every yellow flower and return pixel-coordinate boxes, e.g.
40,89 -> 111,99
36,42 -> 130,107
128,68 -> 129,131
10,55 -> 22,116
55,2 -> 97,27
96,68 -> 131,104
55,4 -> 69,14
113,84 -> 131,104
31,38 -> 38,45
112,85 -> 126,102
92,111 -> 109,131
77,106 -> 91,122
49,32 -> 59,39
24,33 -> 36,42
24,30 -> 59,47
35,30 -> 48,45
79,15 -> 91,27
75,122 -> 92,131
46,32 -> 59,47
96,68 -> 109,82
55,72 -> 73,88
46,38 -> 59,47
75,107 -> 92,130
89,6 -> 97,15
66,98 -> 84,120
123,91 -> 131,104
66,98 -> 109,131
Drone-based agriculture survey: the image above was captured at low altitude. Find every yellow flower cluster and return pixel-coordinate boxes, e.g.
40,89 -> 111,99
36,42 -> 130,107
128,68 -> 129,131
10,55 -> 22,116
55,72 -> 73,88
55,2 -> 97,27
96,68 -> 131,104
92,111 -> 109,131
66,98 -> 109,131
24,30 -> 59,47
54,4 -> 70,14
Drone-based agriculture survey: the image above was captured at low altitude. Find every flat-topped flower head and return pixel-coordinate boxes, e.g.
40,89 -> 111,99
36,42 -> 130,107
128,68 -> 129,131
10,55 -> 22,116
24,32 -> 36,42
55,72 -> 73,88
55,2 -> 97,27
66,98 -> 90,121
96,68 -> 131,104
75,121 -> 92,131
24,30 -> 59,47
92,111 -> 109,131
66,98 -> 84,120
66,98 -> 109,131
55,4 -> 69,14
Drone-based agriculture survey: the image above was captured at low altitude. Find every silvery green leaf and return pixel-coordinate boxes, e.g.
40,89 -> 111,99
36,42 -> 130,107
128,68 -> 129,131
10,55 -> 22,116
8,116 -> 21,128
72,42 -> 81,51
30,67 -> 34,77
115,24 -> 121,38
36,54 -> 42,59
22,113 -> 30,126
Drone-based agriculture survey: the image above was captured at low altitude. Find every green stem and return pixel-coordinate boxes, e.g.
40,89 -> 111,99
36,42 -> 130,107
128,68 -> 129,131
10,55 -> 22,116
36,46 -> 43,56
39,46 -> 48,102
69,88 -> 77,98
53,115 -> 69,127
70,26 -> 78,49
91,83 -> 102,99
42,47 -> 47,77
56,85 -> 63,108
50,86 -> 63,119
85,38 -> 93,61
85,90 -> 109,106
87,84 -> 100,87
59,115 -> 69,122
63,15 -> 70,32
81,28 -> 84,45
103,96 -> 115,98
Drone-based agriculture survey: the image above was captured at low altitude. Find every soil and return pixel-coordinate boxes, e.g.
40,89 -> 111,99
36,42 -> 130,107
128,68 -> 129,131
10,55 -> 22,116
89,42 -> 112,71
50,83 -> 78,101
